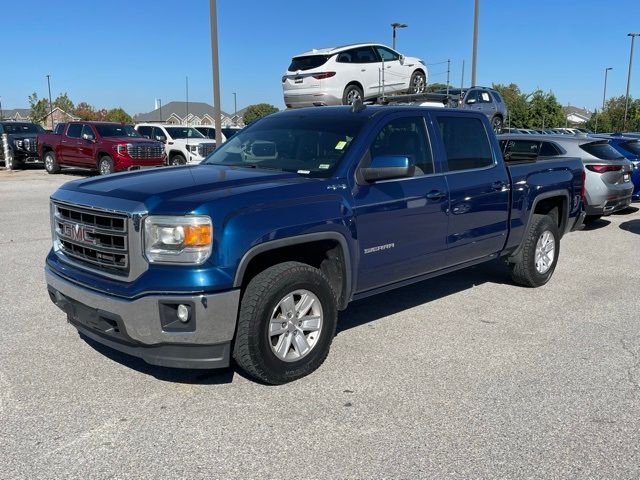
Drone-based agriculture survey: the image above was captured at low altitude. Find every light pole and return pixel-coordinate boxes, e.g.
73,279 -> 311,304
233,92 -> 237,125
209,0 -> 222,146
391,23 -> 407,50
596,67 -> 612,133
46,75 -> 54,129
471,0 -> 479,87
0,96 -> 3,120
623,33 -> 639,131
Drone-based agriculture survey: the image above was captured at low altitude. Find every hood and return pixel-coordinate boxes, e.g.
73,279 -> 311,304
102,137 -> 162,145
6,132 -> 38,140
58,164 -> 315,213
169,138 -> 214,145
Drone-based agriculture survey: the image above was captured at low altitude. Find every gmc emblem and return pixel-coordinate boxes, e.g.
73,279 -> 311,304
61,222 -> 95,245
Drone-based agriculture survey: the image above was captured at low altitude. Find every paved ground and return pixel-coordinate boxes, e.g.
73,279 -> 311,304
1,168 -> 640,479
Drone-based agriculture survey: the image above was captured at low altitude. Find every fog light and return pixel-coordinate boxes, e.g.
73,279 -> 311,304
177,304 -> 190,323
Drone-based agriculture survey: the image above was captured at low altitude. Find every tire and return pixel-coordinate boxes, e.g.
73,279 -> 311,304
44,151 -> 60,174
98,156 -> 114,175
233,261 -> 338,385
491,115 -> 503,133
510,214 -> 560,287
170,154 -> 186,166
409,70 -> 426,94
342,84 -> 363,105
583,215 -> 602,225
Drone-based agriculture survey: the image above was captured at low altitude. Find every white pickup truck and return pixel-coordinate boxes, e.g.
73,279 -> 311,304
135,124 -> 217,165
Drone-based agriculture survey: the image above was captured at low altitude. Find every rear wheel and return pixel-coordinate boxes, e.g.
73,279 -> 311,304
44,151 -> 60,174
491,115 -> 503,133
233,261 -> 338,384
98,156 -> 114,175
342,84 -> 363,105
510,214 -> 560,287
409,70 -> 426,94
583,215 -> 602,225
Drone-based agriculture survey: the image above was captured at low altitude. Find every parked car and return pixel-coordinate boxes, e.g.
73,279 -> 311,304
435,87 -> 508,132
193,125 -> 227,146
283,43 -> 427,108
45,106 -> 585,384
593,133 -> 640,200
37,122 -> 165,175
135,123 -> 217,165
499,133 -> 633,223
221,127 -> 242,140
0,121 -> 45,169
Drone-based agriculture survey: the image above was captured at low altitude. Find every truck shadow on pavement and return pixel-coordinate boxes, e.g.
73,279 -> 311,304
620,219 -> 640,235
581,219 -> 611,231
79,334 -> 236,385
337,259 -> 512,334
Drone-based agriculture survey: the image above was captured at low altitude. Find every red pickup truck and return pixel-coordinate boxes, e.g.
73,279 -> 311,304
38,121 -> 166,175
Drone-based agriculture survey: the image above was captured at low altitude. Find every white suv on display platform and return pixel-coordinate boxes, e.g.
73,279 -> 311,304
282,43 -> 428,108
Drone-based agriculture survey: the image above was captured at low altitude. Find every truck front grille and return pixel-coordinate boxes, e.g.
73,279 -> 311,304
23,138 -> 37,152
197,143 -> 216,157
127,143 -> 164,159
52,202 -> 129,275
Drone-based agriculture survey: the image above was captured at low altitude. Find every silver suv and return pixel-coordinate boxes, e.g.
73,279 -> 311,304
498,134 -> 633,223
436,87 -> 508,132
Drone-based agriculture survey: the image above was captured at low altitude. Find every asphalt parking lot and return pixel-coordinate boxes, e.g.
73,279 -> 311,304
1,168 -> 640,479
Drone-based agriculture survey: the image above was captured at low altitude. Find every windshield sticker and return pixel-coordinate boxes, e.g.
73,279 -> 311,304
318,164 -> 330,170
335,140 -> 347,150
297,170 -> 310,175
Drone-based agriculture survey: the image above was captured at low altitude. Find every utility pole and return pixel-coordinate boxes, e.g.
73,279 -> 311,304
623,33 -> 639,131
233,92 -> 237,126
46,75 -> 54,130
209,0 -> 222,146
460,60 -> 465,90
0,96 -> 3,120
391,22 -> 407,50
471,0 -> 479,87
446,59 -> 451,95
185,76 -> 189,125
596,67 -> 612,133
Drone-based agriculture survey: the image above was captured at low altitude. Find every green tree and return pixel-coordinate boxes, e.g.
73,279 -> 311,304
528,90 -> 564,129
243,103 -> 279,124
425,82 -> 448,93
584,96 -> 639,133
28,92 -> 49,123
74,102 -> 97,120
105,107 -> 132,123
53,92 -> 74,113
492,83 -> 529,128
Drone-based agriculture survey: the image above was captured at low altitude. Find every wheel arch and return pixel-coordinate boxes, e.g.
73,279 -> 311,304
234,232 -> 353,310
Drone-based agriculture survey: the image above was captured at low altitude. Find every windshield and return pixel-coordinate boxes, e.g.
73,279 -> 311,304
2,123 -> 43,134
621,141 -> 640,156
288,55 -> 329,71
165,127 -> 205,139
95,124 -> 140,137
580,141 -> 624,160
201,114 -> 367,177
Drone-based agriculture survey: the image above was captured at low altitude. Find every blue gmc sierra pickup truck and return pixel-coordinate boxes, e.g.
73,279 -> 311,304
45,105 -> 585,384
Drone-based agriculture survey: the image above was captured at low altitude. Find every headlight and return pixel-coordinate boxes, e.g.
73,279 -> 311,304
144,215 -> 212,264
14,139 -> 23,148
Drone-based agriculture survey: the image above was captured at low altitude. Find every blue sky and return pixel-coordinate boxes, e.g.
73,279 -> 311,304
1,0 -> 639,115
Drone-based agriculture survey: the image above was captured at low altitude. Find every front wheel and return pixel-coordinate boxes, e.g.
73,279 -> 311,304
233,261 -> 338,384
98,156 -> 114,175
409,70 -> 426,94
510,214 -> 560,287
170,154 -> 186,166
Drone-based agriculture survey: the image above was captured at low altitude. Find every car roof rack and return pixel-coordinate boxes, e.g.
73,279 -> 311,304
376,92 -> 459,106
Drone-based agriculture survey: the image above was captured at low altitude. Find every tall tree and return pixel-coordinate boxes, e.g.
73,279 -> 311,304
492,83 -> 529,128
105,107 -> 133,123
74,102 -> 97,120
28,92 -> 49,123
53,93 -> 74,113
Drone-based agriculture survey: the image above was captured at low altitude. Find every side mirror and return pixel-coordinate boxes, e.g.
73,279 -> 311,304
399,54 -> 405,63
155,135 -> 167,142
361,155 -> 414,182
82,133 -> 95,142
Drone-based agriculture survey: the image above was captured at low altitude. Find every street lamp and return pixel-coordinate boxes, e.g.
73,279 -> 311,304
596,67 -> 613,133
471,0 -> 479,87
391,22 -> 407,50
623,33 -> 639,131
209,0 -> 222,147
46,75 -> 54,130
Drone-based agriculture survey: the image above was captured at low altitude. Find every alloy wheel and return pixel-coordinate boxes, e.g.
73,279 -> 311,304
534,230 -> 555,274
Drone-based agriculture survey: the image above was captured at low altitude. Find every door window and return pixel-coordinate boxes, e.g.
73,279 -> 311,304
137,126 -> 152,138
152,127 -> 167,140
375,46 -> 400,62
338,47 -> 378,64
435,116 -> 494,171
465,90 -> 479,104
370,117 -> 433,175
66,124 -> 82,138
539,141 -> 561,157
502,139 -> 539,161
478,91 -> 492,103
81,124 -> 94,139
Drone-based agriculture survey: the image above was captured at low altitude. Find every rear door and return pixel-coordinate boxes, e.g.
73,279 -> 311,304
476,90 -> 498,119
342,46 -> 382,98
60,123 -> 82,164
353,113 -> 449,292
431,113 -> 510,266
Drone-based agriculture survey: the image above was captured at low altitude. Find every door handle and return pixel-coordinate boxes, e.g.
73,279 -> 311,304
361,69 -> 366,72
426,190 -> 446,200
61,140 -> 67,143
491,181 -> 506,191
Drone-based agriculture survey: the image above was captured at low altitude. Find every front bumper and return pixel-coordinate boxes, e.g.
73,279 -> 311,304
46,266 -> 240,369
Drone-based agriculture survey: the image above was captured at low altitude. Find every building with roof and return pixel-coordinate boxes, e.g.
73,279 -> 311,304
134,101 -> 245,127
0,108 -> 31,121
563,105 -> 592,125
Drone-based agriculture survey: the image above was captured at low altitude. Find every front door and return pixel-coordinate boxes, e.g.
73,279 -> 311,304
78,124 -> 97,167
353,114 -> 449,293
431,113 -> 510,266
374,45 -> 408,93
